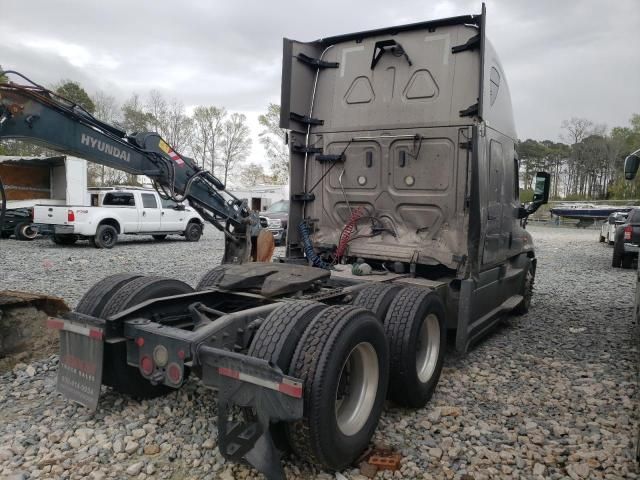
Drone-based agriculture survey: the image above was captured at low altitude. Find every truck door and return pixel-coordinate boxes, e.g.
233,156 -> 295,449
102,192 -> 139,233
139,192 -> 161,232
482,139 -> 505,265
159,197 -> 184,232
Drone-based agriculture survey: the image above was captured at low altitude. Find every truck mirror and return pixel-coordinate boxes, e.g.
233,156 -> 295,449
532,172 -> 550,204
624,150 -> 640,180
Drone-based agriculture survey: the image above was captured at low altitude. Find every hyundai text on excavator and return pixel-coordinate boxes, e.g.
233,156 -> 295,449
0,6 -> 550,479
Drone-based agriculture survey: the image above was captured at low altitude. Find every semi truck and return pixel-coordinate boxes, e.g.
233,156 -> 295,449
0,6 -> 550,479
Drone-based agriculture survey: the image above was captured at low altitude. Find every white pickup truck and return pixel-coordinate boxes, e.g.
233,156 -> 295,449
33,188 -> 204,248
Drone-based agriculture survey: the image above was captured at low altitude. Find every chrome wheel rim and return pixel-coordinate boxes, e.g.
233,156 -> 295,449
416,314 -> 440,383
335,342 -> 379,436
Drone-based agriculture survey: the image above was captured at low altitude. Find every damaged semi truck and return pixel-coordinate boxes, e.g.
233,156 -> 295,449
0,6 -> 549,479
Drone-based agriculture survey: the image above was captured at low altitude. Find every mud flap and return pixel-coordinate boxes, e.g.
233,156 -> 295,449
47,317 -> 104,411
198,346 -> 304,480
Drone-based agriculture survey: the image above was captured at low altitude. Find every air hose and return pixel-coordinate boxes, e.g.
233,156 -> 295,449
298,221 -> 330,269
335,206 -> 365,261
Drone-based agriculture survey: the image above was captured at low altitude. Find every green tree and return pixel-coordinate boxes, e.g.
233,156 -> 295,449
54,80 -> 95,114
121,94 -> 154,133
0,65 -> 8,83
258,104 -> 288,184
191,105 -> 226,173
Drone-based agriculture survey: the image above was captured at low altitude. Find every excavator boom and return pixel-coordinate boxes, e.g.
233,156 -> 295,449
0,71 -> 258,262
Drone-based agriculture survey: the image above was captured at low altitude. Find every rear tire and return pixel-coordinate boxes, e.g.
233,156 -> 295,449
14,222 -> 37,241
98,276 -> 194,398
184,222 -> 202,242
52,234 -> 78,245
75,273 -> 143,316
383,287 -> 446,408
352,283 -> 403,321
248,301 -> 328,451
286,306 -> 389,470
152,234 -> 167,241
94,224 -> 118,249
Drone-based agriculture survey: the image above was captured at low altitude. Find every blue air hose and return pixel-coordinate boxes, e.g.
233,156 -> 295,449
298,221 -> 330,269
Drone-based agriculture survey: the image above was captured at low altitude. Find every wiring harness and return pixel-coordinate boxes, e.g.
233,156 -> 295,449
298,221 -> 331,269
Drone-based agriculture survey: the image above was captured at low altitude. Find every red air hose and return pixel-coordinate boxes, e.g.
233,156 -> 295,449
335,206 -> 365,261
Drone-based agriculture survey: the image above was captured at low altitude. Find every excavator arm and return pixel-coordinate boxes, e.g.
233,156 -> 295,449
0,71 -> 260,262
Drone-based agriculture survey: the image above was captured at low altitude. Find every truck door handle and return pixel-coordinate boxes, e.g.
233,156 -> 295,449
161,212 -> 165,216
488,215 -> 496,220
142,211 -> 146,217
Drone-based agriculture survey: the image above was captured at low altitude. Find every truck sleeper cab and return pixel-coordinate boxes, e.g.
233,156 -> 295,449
34,6 -> 550,480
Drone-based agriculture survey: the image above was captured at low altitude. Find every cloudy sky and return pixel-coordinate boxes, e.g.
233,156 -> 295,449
1,0 -> 638,167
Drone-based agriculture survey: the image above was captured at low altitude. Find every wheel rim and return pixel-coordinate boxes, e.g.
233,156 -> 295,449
416,314 -> 440,383
335,342 -> 379,436
102,230 -> 114,244
23,226 -> 37,239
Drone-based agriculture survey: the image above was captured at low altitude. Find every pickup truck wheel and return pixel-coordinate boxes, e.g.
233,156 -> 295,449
14,222 -> 37,241
184,222 -> 202,242
98,276 -> 194,398
94,224 -> 118,249
196,265 -> 231,290
599,234 -> 605,243
286,306 -> 388,470
352,283 -> 403,321
383,287 -> 446,408
247,301 -> 328,451
612,241 -> 624,267
52,234 -> 78,245
622,253 -> 634,269
152,234 -> 167,241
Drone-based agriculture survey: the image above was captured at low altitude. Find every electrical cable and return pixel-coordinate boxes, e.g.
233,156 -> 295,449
298,221 -> 330,269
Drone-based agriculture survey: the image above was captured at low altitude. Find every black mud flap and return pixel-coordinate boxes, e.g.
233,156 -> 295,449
198,346 -> 304,480
47,316 -> 105,411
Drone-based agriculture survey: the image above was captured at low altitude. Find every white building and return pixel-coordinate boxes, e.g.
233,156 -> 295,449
230,184 -> 289,212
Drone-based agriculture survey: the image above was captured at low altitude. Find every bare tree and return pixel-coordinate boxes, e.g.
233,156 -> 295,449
561,117 -> 594,145
146,91 -> 192,153
91,91 -> 121,186
219,113 -> 252,186
258,104 -> 289,184
191,106 -> 226,173
239,162 -> 270,187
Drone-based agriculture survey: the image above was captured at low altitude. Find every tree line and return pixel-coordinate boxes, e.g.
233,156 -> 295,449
0,72 -> 289,188
517,114 -> 640,201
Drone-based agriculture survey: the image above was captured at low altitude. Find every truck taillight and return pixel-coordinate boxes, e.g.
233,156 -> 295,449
67,210 -> 75,222
624,225 -> 632,240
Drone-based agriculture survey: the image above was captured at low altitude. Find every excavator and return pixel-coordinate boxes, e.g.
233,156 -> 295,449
0,71 -> 264,263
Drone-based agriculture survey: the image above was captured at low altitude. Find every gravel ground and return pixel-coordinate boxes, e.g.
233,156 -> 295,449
0,225 -> 638,479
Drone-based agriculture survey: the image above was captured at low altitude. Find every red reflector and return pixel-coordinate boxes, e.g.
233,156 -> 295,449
218,367 -> 240,379
167,363 -> 183,384
136,337 -> 145,347
140,356 -> 154,376
624,226 -> 632,240
278,382 -> 303,399
46,318 -> 64,330
177,349 -> 185,360
67,210 -> 75,222
89,329 -> 103,340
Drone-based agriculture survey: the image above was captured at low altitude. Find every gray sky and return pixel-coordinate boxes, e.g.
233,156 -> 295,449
2,0 -> 639,167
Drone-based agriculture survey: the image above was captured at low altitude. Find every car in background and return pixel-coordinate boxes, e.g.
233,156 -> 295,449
261,200 -> 289,245
612,208 -> 640,268
600,211 -> 628,245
